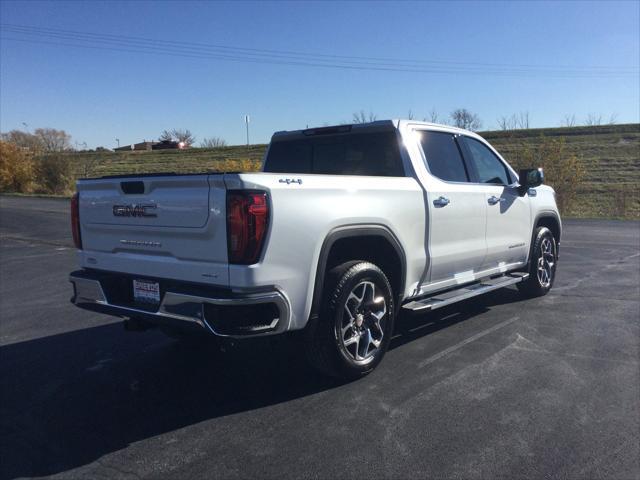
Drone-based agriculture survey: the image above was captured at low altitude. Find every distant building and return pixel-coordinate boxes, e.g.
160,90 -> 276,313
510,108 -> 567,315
133,141 -> 155,151
152,140 -> 180,150
114,140 -> 183,151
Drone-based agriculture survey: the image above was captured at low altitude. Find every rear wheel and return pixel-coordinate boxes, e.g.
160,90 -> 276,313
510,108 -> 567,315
518,226 -> 557,297
305,261 -> 395,380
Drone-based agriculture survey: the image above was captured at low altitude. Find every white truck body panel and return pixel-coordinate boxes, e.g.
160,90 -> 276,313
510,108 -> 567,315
71,119 -> 561,337
224,173 -> 426,329
77,174 -> 230,286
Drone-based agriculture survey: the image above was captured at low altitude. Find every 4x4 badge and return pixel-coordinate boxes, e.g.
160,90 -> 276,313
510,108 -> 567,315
279,178 -> 303,185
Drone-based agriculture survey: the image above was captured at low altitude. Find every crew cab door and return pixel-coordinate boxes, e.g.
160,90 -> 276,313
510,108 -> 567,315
413,129 -> 487,289
459,136 -> 530,270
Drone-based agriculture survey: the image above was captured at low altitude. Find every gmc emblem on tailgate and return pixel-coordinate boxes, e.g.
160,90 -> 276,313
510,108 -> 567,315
112,204 -> 157,218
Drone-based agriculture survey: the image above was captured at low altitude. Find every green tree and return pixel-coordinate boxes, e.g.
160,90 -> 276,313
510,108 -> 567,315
513,136 -> 585,214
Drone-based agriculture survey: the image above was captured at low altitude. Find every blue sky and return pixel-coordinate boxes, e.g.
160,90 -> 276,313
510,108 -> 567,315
1,0 -> 638,148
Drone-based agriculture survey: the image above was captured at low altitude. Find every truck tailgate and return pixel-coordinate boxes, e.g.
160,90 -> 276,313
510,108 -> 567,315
76,174 -> 229,286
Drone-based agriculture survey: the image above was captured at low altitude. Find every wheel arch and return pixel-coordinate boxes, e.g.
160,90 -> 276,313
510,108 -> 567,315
309,225 -> 407,322
535,213 -> 561,245
527,212 -> 562,266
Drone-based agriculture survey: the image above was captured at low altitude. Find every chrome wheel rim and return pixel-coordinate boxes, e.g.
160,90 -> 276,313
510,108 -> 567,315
339,281 -> 387,363
537,237 -> 555,288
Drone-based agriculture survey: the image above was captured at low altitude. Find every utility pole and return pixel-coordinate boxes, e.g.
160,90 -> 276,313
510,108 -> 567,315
244,115 -> 250,149
115,138 -> 120,148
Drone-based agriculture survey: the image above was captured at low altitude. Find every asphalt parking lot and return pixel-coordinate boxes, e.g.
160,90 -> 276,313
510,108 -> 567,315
1,195 -> 639,479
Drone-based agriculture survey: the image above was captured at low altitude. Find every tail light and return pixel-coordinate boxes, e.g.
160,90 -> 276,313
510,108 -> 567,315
227,191 -> 269,264
71,192 -> 82,249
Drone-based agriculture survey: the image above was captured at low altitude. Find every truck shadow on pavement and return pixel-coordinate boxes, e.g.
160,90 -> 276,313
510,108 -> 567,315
0,287 -> 523,479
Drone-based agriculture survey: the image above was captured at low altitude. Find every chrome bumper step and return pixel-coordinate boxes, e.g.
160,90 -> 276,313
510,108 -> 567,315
402,272 -> 528,312
69,271 -> 290,337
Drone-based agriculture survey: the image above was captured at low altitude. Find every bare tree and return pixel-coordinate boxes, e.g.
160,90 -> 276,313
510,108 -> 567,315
0,130 -> 42,150
171,129 -> 195,146
497,115 -> 517,131
516,111 -> 530,129
352,110 -> 377,124
34,128 -> 72,151
200,137 -> 227,148
497,111 -> 529,131
407,109 -> 415,120
561,114 -> 576,127
608,113 -> 619,125
159,130 -> 173,142
584,113 -> 602,126
426,108 -> 440,123
35,153 -> 74,194
450,108 -> 482,131
81,153 -> 102,178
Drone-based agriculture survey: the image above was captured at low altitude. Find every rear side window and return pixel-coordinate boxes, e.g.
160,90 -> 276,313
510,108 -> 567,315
462,137 -> 512,185
264,131 -> 405,176
263,141 -> 312,174
418,131 -> 469,182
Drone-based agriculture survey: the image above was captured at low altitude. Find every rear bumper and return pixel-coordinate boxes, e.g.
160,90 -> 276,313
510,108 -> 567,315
69,270 -> 290,338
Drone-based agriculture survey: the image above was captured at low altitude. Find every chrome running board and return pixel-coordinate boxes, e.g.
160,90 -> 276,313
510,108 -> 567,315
402,272 -> 528,312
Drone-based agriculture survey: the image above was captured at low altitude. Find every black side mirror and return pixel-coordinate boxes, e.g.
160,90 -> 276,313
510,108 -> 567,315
518,168 -> 544,195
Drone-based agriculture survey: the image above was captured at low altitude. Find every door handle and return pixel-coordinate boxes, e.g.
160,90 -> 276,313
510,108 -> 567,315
433,196 -> 450,207
488,195 -> 504,205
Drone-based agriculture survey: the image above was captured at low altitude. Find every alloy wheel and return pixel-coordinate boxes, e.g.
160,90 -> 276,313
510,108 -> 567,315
537,237 -> 555,288
338,280 -> 387,363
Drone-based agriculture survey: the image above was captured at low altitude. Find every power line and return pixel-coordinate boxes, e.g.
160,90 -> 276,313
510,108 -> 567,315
3,22 -> 637,72
1,24 -> 636,76
4,35 -> 635,80
1,23 -> 638,78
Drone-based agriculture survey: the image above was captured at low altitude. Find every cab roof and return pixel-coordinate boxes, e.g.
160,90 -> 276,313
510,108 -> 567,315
271,119 -> 480,141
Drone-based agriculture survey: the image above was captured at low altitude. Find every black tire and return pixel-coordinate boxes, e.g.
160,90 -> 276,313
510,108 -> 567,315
517,226 -> 558,298
305,261 -> 395,380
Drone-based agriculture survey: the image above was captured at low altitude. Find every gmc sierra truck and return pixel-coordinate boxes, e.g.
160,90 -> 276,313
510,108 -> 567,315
69,120 -> 561,379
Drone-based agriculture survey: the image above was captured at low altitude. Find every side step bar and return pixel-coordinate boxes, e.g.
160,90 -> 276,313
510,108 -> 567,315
403,272 -> 529,312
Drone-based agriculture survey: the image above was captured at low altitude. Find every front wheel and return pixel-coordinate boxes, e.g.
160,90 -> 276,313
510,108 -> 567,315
305,261 -> 395,380
517,226 -> 557,297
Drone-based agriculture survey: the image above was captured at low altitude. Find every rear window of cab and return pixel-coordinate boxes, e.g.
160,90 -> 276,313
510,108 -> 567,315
264,131 -> 405,177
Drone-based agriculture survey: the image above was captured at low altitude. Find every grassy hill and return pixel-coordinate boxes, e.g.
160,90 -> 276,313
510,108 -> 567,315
49,123 -> 640,219
71,144 -> 266,177
482,124 -> 639,218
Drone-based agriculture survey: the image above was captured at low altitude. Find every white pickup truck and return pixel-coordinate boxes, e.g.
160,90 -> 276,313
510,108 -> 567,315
69,120 -> 561,379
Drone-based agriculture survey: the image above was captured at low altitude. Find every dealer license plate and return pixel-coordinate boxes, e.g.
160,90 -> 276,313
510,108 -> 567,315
133,279 -> 160,304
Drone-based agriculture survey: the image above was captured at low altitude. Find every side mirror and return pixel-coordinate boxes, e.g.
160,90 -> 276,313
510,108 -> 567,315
518,168 -> 544,195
